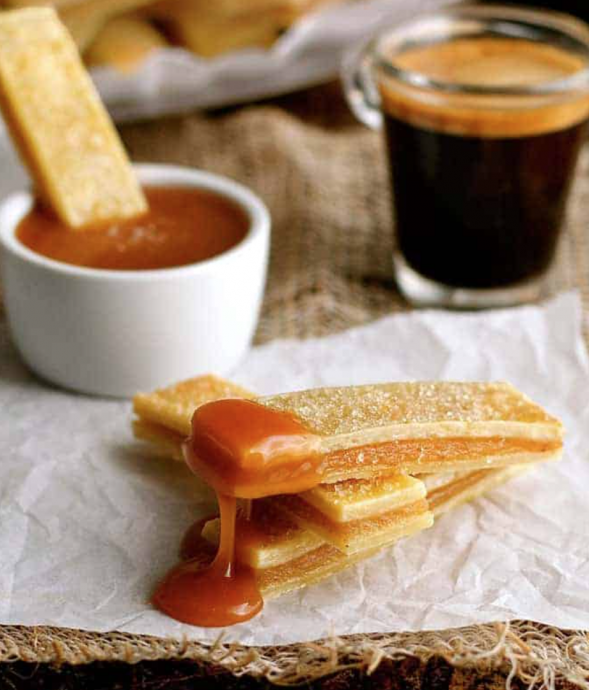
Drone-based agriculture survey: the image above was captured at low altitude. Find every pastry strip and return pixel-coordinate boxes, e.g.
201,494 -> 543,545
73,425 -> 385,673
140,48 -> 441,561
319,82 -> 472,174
271,495 -> 433,555
201,499 -> 324,570
133,377 -> 562,488
133,374 -> 255,438
61,0 -> 162,52
301,474 -> 426,522
86,15 -> 167,72
424,465 -> 533,516
0,8 -> 147,229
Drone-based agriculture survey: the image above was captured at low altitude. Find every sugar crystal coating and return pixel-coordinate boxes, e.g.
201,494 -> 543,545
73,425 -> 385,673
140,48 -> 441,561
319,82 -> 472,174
260,382 -> 561,436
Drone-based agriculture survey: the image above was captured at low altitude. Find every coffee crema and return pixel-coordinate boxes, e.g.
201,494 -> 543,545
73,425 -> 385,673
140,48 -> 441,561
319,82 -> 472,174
17,185 -> 249,271
382,38 -> 589,138
380,37 -> 589,289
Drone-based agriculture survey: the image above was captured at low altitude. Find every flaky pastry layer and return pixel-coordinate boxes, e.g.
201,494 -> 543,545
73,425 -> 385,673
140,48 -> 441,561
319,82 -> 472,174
202,499 -> 323,570
133,374 -> 256,438
259,382 -> 563,448
300,473 -> 425,522
256,463 -> 536,598
272,496 -> 433,554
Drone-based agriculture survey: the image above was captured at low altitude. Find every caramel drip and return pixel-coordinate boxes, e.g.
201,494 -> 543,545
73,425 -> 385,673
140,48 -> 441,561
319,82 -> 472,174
153,400 -> 322,627
152,493 -> 263,627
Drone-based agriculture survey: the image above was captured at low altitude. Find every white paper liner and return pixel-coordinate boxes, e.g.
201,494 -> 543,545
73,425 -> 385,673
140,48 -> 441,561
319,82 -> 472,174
0,293 -> 588,644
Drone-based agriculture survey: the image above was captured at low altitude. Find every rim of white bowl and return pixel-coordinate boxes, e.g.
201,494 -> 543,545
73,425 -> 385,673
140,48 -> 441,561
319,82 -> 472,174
0,163 -> 270,281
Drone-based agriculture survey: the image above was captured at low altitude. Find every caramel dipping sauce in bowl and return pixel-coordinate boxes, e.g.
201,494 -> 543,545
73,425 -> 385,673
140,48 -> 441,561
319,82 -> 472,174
0,164 -> 270,397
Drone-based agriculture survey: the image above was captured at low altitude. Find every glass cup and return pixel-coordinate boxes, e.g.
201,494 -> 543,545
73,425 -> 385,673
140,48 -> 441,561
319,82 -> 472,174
343,5 -> 589,308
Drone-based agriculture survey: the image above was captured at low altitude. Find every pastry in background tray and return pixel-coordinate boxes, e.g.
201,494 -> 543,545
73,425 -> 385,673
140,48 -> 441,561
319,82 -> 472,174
146,0 -> 337,58
86,14 -> 168,72
1,0 -> 161,52
0,0 -> 345,71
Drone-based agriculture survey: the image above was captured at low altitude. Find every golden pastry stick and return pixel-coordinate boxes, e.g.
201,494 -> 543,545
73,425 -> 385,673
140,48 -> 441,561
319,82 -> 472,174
209,518 -> 428,600
0,8 -> 147,229
204,488 -> 432,558
221,0 -> 336,18
148,0 -> 299,57
86,15 -> 167,72
424,465 -> 533,517
259,543 -> 383,599
301,473 -> 426,522
261,464 -> 535,598
134,377 -> 563,487
202,499 -> 324,569
132,418 -> 186,460
269,495 -> 432,555
61,0 -> 162,53
148,0 -> 336,22
3,0 -> 79,7
134,374 -> 255,438
182,540 -> 384,600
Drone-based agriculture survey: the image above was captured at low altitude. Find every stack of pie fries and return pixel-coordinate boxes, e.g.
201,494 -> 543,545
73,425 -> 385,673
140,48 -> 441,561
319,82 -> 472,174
133,376 -> 563,626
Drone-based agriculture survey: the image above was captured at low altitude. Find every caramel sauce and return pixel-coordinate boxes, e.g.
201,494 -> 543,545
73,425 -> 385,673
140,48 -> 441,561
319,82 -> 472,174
185,399 -> 324,498
152,399 -> 323,627
152,493 -> 263,627
16,185 -> 249,271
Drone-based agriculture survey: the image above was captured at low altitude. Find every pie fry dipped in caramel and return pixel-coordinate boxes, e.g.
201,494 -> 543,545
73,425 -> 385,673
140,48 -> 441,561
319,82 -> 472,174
134,378 -> 563,482
0,8 -> 147,229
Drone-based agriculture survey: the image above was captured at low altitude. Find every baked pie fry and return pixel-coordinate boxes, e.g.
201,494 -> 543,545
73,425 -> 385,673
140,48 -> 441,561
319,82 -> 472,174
86,15 -> 167,72
201,499 -> 324,570
423,465 -> 534,517
301,473 -> 426,522
61,0 -> 162,52
0,8 -> 147,229
133,377 -> 562,486
272,494 -> 433,555
133,374 -> 256,438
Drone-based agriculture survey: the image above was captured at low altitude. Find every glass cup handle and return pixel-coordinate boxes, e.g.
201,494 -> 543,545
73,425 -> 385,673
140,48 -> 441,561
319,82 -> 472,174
342,40 -> 382,130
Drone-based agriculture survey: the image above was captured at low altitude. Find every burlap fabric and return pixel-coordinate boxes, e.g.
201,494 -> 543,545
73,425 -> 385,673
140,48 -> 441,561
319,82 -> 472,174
1,83 -> 588,687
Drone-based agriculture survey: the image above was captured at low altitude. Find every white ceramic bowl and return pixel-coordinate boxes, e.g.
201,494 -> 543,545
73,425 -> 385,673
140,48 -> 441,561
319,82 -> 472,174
0,164 -> 270,397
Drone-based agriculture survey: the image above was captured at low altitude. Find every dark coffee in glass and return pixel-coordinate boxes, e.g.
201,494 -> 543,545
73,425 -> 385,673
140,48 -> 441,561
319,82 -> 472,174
344,6 -> 589,307
383,38 -> 589,290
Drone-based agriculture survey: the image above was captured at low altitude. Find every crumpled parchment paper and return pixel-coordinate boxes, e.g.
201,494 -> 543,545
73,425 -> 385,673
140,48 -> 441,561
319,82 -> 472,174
0,292 -> 587,645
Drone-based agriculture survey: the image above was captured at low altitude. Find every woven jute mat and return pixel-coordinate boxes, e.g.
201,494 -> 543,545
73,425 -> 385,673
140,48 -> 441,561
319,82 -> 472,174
1,83 -> 588,687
